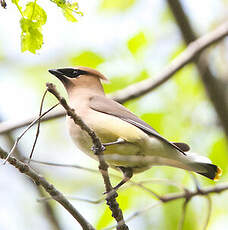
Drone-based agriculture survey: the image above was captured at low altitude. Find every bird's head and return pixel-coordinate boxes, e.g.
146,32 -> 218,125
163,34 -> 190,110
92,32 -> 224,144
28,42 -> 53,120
48,66 -> 108,95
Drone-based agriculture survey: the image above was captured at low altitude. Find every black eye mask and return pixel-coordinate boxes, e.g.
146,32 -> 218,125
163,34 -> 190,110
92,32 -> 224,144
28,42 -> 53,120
54,68 -> 88,78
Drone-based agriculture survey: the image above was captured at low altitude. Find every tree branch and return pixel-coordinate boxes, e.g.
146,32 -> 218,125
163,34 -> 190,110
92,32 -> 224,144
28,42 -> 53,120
167,0 -> 228,139
46,83 -> 129,230
1,20 -> 228,135
3,136 -> 62,230
159,183 -> 228,202
0,108 -> 64,134
111,20 -> 228,103
0,116 -> 62,230
106,182 -> 228,229
178,199 -> 189,230
0,148 -> 95,230
203,196 -> 212,230
29,158 -> 228,229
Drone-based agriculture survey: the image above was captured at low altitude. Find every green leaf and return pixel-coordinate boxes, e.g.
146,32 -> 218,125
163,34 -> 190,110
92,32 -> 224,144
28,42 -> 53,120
53,0 -> 66,7
127,32 -> 147,55
23,2 -> 47,25
62,6 -> 77,22
19,2 -> 47,53
52,0 -> 83,22
71,51 -> 104,68
100,0 -> 135,11
11,0 -> 19,4
20,18 -> 43,54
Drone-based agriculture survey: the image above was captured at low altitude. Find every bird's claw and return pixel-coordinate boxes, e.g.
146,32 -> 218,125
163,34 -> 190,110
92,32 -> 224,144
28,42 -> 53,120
100,145 -> 106,152
91,145 -> 106,153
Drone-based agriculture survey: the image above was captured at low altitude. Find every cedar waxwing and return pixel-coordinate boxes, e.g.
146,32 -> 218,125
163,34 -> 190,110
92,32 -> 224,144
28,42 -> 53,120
48,66 -> 222,190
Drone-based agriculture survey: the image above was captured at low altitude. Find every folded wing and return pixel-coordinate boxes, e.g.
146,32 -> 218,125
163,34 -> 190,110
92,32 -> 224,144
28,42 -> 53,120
89,95 -> 189,155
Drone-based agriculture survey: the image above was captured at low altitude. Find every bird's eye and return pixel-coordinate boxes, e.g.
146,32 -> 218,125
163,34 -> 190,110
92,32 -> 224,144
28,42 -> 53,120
73,70 -> 78,75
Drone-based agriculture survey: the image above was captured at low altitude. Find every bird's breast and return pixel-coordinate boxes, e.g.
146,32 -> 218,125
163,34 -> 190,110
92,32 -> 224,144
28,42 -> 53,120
66,110 -> 151,168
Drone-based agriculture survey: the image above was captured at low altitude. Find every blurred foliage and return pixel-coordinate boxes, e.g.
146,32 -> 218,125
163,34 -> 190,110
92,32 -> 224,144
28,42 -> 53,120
160,6 -> 174,24
71,51 -> 105,68
162,200 -> 183,230
141,113 -> 165,133
96,206 -> 114,229
127,32 -> 148,56
210,136 -> 228,175
104,70 -> 149,94
100,0 -> 135,12
169,44 -> 185,60
1,0 -> 228,230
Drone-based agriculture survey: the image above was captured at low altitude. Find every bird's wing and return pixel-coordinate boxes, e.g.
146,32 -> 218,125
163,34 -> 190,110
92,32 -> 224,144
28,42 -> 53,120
89,95 -> 189,155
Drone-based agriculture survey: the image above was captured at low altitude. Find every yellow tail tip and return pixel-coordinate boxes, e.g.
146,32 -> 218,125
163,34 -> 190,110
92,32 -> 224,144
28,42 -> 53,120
214,167 -> 222,181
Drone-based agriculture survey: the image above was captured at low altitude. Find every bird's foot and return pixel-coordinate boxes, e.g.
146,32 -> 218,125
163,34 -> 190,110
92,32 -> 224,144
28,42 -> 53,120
91,145 -> 106,153
102,138 -> 125,147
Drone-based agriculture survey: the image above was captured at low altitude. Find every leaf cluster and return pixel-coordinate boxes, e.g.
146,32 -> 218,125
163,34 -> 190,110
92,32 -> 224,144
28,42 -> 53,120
11,0 -> 82,53
20,2 -> 47,53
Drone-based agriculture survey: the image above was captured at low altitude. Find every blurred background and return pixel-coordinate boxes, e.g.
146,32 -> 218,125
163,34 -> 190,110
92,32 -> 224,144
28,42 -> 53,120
0,0 -> 228,229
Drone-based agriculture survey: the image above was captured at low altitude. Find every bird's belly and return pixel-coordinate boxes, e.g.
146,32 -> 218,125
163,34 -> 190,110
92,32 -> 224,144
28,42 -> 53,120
67,120 -> 95,159
66,116 -> 150,169
67,111 -> 187,173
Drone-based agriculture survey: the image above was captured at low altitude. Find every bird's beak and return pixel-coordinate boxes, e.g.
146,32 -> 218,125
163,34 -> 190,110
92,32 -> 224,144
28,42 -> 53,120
48,69 -> 65,80
48,69 -> 72,86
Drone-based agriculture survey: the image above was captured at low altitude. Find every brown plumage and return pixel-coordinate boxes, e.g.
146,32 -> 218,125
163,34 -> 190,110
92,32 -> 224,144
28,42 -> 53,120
49,66 -> 222,189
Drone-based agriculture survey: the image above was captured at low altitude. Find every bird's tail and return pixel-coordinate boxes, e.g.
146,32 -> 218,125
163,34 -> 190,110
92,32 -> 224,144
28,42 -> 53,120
191,162 -> 222,180
185,152 -> 222,180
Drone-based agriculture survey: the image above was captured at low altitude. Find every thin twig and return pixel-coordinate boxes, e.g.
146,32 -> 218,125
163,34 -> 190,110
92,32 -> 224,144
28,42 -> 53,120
29,152 -> 228,229
0,108 -> 64,134
36,187 -> 63,230
1,21 -> 228,135
138,178 -> 185,192
28,89 -> 48,163
106,180 -> 228,230
0,115 -> 62,230
46,82 -> 129,230
203,196 -> 212,230
2,146 -> 228,229
29,159 -> 174,200
159,184 -> 228,203
178,199 -> 189,230
191,173 -> 202,192
38,195 -> 105,204
130,181 -> 161,200
111,20 -> 228,103
2,103 -> 59,164
103,201 -> 162,230
29,159 -> 100,174
0,147 -> 95,230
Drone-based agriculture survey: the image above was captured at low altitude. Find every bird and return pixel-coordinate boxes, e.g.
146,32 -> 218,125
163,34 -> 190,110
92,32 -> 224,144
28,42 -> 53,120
48,66 -> 222,190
